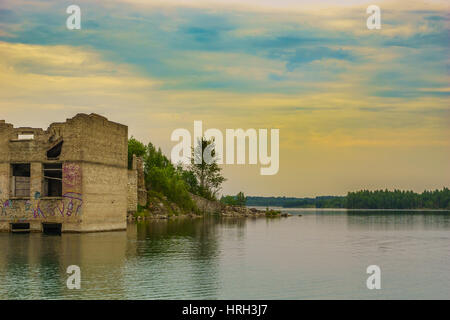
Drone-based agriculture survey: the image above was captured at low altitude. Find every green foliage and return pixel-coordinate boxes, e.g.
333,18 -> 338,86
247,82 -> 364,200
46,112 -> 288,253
128,136 -> 227,214
265,208 -> 281,217
220,195 -> 237,206
137,204 -> 147,213
177,165 -> 200,195
236,192 -> 246,206
146,190 -> 177,216
128,138 -> 198,213
221,192 -> 247,206
144,142 -> 197,212
128,137 -> 146,169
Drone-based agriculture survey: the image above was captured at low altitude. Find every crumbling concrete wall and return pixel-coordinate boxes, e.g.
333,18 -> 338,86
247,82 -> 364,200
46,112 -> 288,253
127,154 -> 147,215
136,156 -> 147,207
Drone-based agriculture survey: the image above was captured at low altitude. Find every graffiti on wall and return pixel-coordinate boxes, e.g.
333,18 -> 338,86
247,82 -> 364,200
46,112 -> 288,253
1,199 -> 13,216
1,165 -> 83,221
33,192 -> 83,219
63,163 -> 82,188
1,192 -> 82,220
1,199 -> 29,221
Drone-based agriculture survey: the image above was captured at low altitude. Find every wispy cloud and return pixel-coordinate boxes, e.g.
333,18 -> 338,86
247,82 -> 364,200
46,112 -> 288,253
0,0 -> 448,195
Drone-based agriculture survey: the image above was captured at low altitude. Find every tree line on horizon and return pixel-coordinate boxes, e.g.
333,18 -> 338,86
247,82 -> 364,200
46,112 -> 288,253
244,188 -> 450,209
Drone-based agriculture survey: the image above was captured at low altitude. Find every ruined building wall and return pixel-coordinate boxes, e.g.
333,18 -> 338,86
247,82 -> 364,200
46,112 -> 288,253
76,114 -> 128,232
127,155 -> 138,214
127,155 -> 147,215
0,113 -> 128,232
136,156 -> 147,207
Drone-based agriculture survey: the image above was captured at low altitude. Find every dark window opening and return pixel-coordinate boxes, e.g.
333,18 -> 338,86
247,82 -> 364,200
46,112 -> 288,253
43,163 -> 62,197
47,140 -> 63,159
11,163 -> 30,197
11,223 -> 30,233
42,223 -> 62,235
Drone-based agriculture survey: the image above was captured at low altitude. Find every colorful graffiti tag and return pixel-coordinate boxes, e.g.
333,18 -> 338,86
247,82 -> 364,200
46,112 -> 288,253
1,192 -> 82,220
33,192 -> 83,219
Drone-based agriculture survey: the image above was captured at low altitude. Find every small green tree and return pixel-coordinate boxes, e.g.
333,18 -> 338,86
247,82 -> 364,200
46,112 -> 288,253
189,137 -> 226,200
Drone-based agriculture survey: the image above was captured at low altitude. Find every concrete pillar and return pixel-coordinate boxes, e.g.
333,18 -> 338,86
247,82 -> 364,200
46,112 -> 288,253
29,162 -> 42,231
30,162 -> 42,199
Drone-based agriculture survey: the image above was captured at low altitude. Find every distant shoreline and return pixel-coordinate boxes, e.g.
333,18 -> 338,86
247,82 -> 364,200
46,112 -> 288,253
249,206 -> 450,212
245,188 -> 450,210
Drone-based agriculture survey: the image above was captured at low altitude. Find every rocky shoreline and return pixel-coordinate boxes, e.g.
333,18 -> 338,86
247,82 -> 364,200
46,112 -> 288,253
127,205 -> 294,221
220,205 -> 266,217
127,193 -> 295,221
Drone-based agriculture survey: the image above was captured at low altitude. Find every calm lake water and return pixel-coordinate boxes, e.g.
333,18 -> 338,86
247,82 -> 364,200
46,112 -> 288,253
0,209 -> 449,300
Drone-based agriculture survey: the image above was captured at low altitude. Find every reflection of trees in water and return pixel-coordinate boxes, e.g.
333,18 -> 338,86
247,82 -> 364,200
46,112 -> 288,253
0,218 -> 251,299
126,217 -> 248,299
130,216 -> 247,249
346,211 -> 450,230
220,217 -> 248,240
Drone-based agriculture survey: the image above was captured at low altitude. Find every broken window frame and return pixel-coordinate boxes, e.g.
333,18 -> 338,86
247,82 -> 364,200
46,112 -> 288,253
10,163 -> 31,198
47,140 -> 63,160
43,163 -> 63,198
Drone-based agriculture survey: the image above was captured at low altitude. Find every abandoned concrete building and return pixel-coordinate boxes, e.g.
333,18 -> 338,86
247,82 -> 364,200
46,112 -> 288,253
0,113 -> 144,233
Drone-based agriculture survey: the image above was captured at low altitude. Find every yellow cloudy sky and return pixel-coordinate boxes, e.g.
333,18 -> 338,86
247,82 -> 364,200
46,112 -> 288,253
0,0 -> 449,196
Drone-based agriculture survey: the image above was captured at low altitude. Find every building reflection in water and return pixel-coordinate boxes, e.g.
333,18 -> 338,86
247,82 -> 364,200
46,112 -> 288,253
0,217 -> 250,299
0,231 -> 128,299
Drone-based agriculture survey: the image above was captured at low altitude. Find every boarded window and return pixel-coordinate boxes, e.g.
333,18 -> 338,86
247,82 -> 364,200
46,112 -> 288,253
11,164 -> 30,197
43,163 -> 62,197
